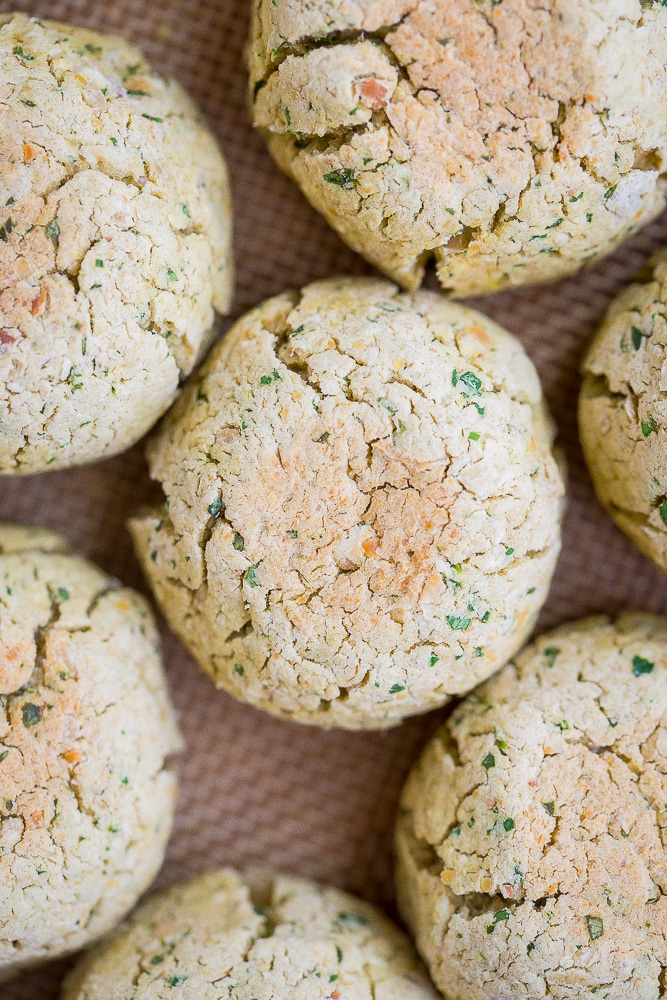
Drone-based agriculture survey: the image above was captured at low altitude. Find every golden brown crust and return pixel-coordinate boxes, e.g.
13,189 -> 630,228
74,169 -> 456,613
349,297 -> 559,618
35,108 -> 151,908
248,0 -> 667,295
0,14 -> 233,474
62,868 -> 440,1000
0,524 -> 181,981
131,276 -> 564,730
396,613 -> 667,999
579,249 -> 667,572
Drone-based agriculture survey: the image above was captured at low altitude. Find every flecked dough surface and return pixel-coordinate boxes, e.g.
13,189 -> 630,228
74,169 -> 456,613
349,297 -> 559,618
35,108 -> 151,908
580,249 -> 667,573
130,276 -> 565,730
396,613 -> 667,1000
0,13 -> 233,475
62,867 -> 440,1000
248,0 -> 667,297
0,524 -> 181,982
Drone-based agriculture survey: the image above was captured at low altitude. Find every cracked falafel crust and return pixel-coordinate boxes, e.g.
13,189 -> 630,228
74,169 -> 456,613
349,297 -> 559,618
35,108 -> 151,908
62,868 -> 440,1000
395,613 -> 667,1000
579,249 -> 667,574
129,276 -> 565,730
0,524 -> 181,982
247,0 -> 667,297
0,13 -> 233,475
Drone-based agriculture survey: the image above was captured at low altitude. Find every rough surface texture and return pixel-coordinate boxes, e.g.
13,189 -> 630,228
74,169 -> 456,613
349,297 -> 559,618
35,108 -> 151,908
0,524 -> 181,982
0,13 -> 233,475
131,276 -> 564,730
248,0 -> 667,296
580,249 -> 667,573
62,868 -> 440,1000
396,613 -> 667,1000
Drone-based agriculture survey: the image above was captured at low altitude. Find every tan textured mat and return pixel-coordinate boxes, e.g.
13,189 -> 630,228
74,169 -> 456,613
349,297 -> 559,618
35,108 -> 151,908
1,1 -> 667,995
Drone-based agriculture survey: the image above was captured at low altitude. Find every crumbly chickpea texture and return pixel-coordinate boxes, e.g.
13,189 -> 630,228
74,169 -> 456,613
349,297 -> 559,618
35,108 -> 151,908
130,276 -> 564,730
62,868 -> 440,1000
248,0 -> 667,296
580,249 -> 667,573
396,613 -> 667,1000
0,524 -> 181,982
0,13 -> 233,475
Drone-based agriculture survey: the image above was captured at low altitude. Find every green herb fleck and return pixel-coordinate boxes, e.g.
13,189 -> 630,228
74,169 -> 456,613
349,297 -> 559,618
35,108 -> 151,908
503,818 -> 515,831
659,500 -> 667,526
389,683 -> 406,694
14,44 -> 35,60
234,664 -> 244,676
208,497 -> 222,518
632,655 -> 654,677
585,915 -> 604,941
22,703 -> 41,727
323,168 -> 356,190
641,415 -> 659,437
45,218 -> 60,247
232,533 -> 245,551
429,652 -> 439,667
142,113 -> 163,122
0,750 -> 9,763
166,268 -> 178,281
57,587 -> 70,600
447,615 -> 471,631
486,909 -> 510,933
543,646 -> 560,668
631,326 -> 644,350
469,431 -> 481,441
554,719 -> 570,732
542,800 -> 555,816
244,564 -> 259,587
482,752 -> 496,770
287,529 -> 298,538
604,184 -> 618,200
167,975 -> 188,987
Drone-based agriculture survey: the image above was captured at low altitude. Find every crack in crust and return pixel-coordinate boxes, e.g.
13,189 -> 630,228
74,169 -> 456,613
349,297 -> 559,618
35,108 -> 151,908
130,276 -> 564,730
62,868 -> 440,1000
0,13 -> 233,475
0,524 -> 181,982
247,0 -> 667,296
396,612 -> 667,1000
579,248 -> 667,573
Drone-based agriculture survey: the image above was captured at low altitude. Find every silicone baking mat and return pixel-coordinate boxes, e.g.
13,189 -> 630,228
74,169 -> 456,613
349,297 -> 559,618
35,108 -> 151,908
1,1 -> 667,995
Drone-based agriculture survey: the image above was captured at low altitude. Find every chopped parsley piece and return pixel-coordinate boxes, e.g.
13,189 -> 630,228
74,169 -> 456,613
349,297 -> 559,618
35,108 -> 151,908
244,564 -> 259,587
166,268 -> 178,281
45,218 -> 60,247
554,719 -> 570,732
429,652 -> 439,667
660,500 -> 667,526
22,703 -> 42,727
542,800 -> 555,816
505,547 -> 514,556
641,415 -> 659,437
232,533 -> 245,551
0,750 -> 9,763
207,497 -> 222,518
482,752 -> 496,770
389,683 -> 406,694
323,168 -> 356,190
469,431 -> 481,441
317,432 -> 330,443
167,975 -> 188,987
14,44 -> 35,60
486,909 -> 510,933
287,529 -> 298,538
503,818 -> 515,831
446,615 -> 471,631
234,664 -> 244,676
57,587 -> 70,600
631,326 -> 644,350
604,184 -> 618,200
585,915 -> 604,941
142,113 -> 163,122
632,655 -> 654,677
543,646 -> 560,668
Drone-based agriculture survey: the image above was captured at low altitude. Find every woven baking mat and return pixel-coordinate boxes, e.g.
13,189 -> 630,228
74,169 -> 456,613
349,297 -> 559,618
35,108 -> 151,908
1,0 -> 667,995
